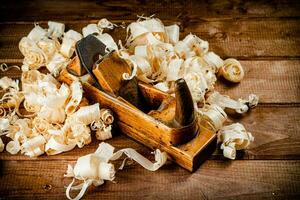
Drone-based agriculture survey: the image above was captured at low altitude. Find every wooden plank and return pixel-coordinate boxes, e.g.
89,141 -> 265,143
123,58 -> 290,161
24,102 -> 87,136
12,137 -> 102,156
0,160 -> 299,199
0,0 -> 300,22
0,106 -> 299,161
0,19 -> 299,60
183,19 -> 300,59
215,60 -> 300,104
1,60 -> 299,104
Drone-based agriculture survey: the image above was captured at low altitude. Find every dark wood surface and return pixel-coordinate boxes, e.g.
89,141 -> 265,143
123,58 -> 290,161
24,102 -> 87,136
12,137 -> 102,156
0,0 -> 300,199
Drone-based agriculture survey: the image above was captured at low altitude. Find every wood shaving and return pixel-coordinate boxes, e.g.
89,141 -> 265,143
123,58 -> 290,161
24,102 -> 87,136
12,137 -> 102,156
219,58 -> 245,83
165,24 -> 179,44
46,52 -> 69,76
0,137 -> 4,152
218,123 -> 254,159
19,37 -> 47,70
72,103 -> 101,125
48,21 -> 65,38
6,140 -> 20,154
0,16 -> 261,200
97,18 -> 117,30
0,60 -> 112,158
65,81 -> 83,115
207,91 -> 258,114
65,142 -> 167,200
27,25 -> 48,42
99,108 -> 114,125
96,33 -> 118,51
0,76 -> 19,91
199,104 -> 227,131
60,30 -> 83,58
2,17 -> 258,160
37,38 -> 60,60
82,24 -> 101,37
0,63 -> 20,72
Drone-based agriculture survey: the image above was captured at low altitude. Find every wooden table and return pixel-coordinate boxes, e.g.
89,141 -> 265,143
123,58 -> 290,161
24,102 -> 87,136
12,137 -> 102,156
0,0 -> 300,199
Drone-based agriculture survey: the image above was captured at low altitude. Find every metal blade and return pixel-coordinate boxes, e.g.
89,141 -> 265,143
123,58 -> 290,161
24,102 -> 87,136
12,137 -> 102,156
75,34 -> 108,89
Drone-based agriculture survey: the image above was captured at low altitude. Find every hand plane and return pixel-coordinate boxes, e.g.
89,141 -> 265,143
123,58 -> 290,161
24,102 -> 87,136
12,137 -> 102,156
58,35 -> 216,172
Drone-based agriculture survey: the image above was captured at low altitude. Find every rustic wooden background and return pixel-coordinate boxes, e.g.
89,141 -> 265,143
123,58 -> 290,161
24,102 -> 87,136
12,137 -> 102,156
0,0 -> 300,199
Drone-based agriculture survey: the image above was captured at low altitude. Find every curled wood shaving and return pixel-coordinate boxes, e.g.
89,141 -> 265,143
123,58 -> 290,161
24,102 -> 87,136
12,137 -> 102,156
46,52 -> 69,76
182,34 -> 209,56
27,25 -> 47,42
203,52 -> 224,72
72,103 -> 101,125
219,58 -> 244,83
97,18 -> 117,30
82,24 -> 101,37
48,21 -> 65,38
0,63 -> 21,72
19,37 -> 47,70
37,38 -> 60,60
218,123 -> 254,159
99,108 -> 114,125
38,106 -> 66,124
21,135 -> 46,157
96,33 -> 118,51
165,24 -> 179,44
6,140 -> 20,154
1,17 -> 258,170
207,91 -> 258,114
184,72 -> 208,102
0,76 -> 19,91
126,18 -> 166,46
95,126 -> 112,141
65,81 -> 83,115
45,136 -> 76,155
65,142 -> 167,200
0,137 -> 4,152
70,122 -> 91,148
200,104 -> 227,131
240,94 -> 259,108
0,118 -> 10,134
60,30 -> 82,58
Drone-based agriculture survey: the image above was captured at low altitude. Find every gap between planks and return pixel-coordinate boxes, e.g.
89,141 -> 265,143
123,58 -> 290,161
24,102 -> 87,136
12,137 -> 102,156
0,105 -> 299,161
1,59 -> 299,104
0,159 -> 299,200
1,0 -> 300,22
0,19 -> 299,59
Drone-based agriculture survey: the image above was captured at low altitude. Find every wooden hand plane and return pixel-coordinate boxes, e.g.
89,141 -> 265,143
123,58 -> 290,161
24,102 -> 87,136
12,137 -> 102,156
58,35 -> 216,172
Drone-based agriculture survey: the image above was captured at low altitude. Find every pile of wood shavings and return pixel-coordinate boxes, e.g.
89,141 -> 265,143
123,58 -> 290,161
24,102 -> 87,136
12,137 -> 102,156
0,17 -> 259,200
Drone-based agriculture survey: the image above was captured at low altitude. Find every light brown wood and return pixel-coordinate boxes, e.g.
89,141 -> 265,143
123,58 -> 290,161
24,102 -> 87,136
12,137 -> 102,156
81,82 -> 214,172
67,56 -> 85,76
0,1 -> 300,199
215,60 -> 300,103
3,59 -> 299,104
93,51 -> 132,95
56,41 -> 213,170
0,160 -> 299,199
1,106 -> 298,161
62,36 -> 213,171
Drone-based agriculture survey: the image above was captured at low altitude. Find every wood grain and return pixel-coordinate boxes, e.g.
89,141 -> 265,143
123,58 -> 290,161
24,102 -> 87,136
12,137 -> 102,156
0,106 -> 299,161
0,19 -> 299,60
2,60 -> 299,104
0,160 -> 299,199
0,0 -> 299,199
1,0 -> 300,22
215,60 -> 300,104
